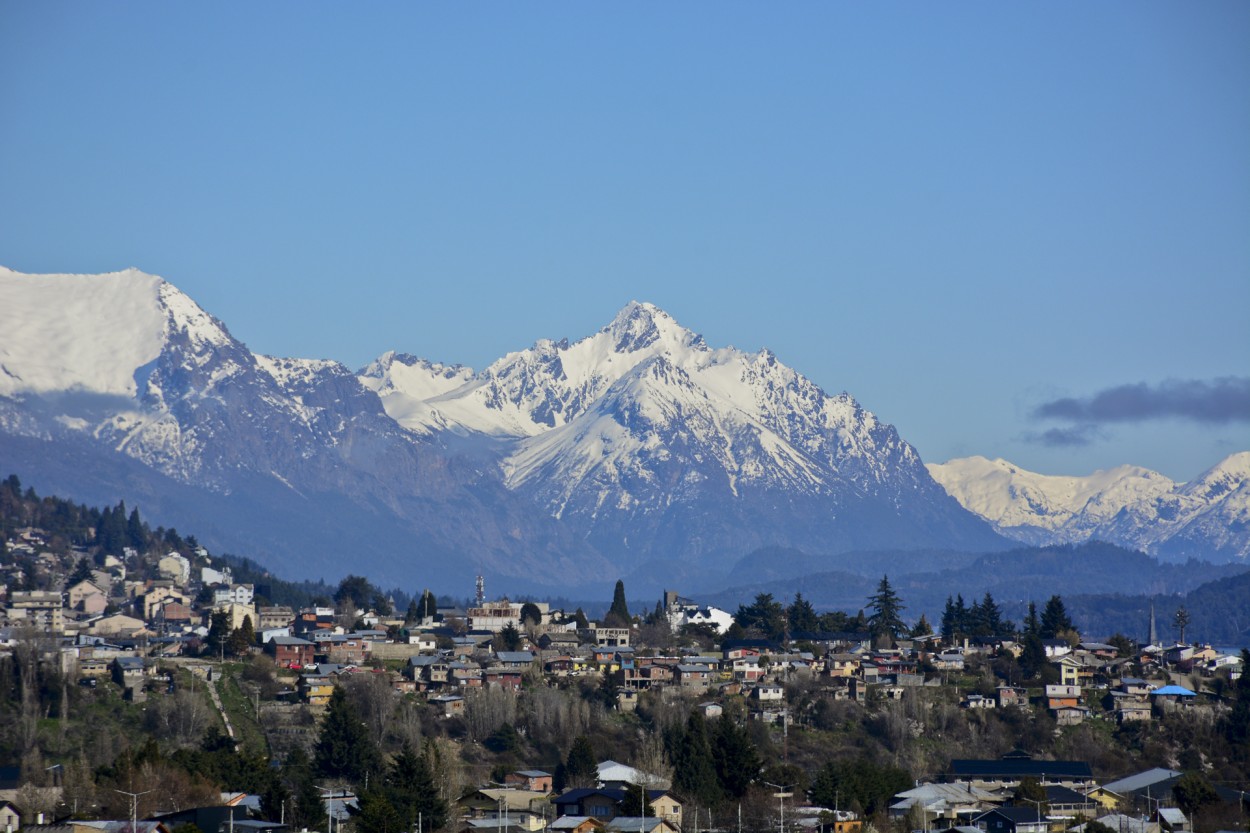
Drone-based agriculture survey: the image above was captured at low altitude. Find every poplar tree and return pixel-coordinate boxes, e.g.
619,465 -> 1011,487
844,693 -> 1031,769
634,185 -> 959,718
606,580 -> 631,627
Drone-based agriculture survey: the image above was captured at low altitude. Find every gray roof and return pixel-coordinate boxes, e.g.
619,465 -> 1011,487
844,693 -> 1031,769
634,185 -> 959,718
1102,768 -> 1183,793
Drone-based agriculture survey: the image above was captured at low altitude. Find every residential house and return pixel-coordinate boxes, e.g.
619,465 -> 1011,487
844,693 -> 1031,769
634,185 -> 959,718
1155,808 -> 1189,833
462,789 -> 550,831
137,583 -> 189,620
67,580 -> 106,612
156,553 -> 191,585
889,782 -> 999,826
429,694 -> 465,716
549,819 -> 606,833
605,819 -> 678,833
215,602 -> 257,632
949,753 -> 1094,790
213,584 -> 255,607
1044,785 -> 1098,819
1100,769 -> 1183,811
674,664 -> 713,690
0,800 -> 19,831
1045,685 -> 1082,710
589,627 -> 631,647
257,606 -> 295,630
1149,685 -> 1196,712
996,687 -> 1028,709
6,591 -> 64,634
505,770 -> 553,792
265,636 -> 315,668
974,807 -> 1047,833
1042,640 -> 1072,658
1055,656 -> 1084,687
299,674 -> 334,706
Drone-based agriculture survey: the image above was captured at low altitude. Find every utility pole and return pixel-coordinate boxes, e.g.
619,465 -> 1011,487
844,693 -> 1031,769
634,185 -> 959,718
113,789 -> 153,833
317,787 -> 338,833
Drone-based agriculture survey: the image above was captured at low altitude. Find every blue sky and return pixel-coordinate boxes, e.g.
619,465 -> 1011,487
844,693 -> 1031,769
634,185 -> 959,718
2,3 -> 1247,481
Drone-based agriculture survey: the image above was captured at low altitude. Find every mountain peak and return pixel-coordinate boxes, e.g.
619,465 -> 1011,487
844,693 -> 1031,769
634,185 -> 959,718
604,301 -> 705,354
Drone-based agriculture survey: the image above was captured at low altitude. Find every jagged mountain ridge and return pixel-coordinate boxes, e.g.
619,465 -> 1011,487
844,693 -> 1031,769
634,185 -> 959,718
0,266 -> 994,587
0,267 -> 610,589
360,301 -> 1006,566
928,454 -> 1250,561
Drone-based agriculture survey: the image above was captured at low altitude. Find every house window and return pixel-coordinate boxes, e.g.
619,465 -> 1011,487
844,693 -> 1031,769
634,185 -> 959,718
591,806 -> 612,817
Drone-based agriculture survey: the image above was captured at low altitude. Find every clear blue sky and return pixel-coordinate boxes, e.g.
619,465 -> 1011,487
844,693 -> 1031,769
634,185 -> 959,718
2,3 -> 1247,481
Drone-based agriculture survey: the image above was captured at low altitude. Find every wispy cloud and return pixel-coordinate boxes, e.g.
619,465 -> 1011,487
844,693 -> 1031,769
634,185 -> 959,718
1023,423 -> 1105,447
1033,377 -> 1250,425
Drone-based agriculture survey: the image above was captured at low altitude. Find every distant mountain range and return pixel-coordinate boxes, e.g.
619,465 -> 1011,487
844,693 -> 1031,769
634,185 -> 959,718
1,266 -> 1245,596
928,454 -> 1250,561
0,266 -> 1001,592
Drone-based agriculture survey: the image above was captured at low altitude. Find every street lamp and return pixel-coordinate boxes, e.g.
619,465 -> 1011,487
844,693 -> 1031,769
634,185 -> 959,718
113,789 -> 153,833
763,782 -> 793,833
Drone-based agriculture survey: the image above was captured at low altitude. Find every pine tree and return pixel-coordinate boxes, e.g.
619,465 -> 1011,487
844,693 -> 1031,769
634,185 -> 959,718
866,576 -> 905,642
671,711 -> 720,806
281,749 -> 325,831
910,614 -> 933,638
386,743 -> 447,832
940,597 -> 957,642
786,593 -> 819,634
404,600 -> 420,624
712,716 -> 760,798
1040,596 -> 1072,639
228,615 -> 256,656
565,736 -> 597,788
573,608 -> 589,630
1024,602 -> 1040,636
351,789 -> 404,833
127,508 -> 146,550
315,687 -> 382,785
979,593 -> 1003,637
735,593 -> 785,640
619,783 -> 654,817
68,558 -> 94,588
495,623 -> 522,652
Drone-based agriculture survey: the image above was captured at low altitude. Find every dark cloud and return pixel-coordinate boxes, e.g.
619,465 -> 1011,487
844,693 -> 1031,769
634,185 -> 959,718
1033,377 -> 1250,425
1024,424 -> 1105,447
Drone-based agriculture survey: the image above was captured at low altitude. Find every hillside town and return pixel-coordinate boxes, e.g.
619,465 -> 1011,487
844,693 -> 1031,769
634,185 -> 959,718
1,486 -> 1248,833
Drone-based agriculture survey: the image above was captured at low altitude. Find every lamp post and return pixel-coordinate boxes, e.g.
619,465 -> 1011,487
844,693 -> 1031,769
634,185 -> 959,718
763,782 -> 793,833
113,789 -> 153,833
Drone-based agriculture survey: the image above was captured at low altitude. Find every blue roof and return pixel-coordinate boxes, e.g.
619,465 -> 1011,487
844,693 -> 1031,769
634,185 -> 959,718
1150,685 -> 1196,697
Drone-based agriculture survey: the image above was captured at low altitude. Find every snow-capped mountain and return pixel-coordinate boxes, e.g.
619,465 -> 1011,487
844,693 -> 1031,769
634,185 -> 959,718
359,301 -> 1005,568
0,267 -> 609,588
928,454 -> 1250,560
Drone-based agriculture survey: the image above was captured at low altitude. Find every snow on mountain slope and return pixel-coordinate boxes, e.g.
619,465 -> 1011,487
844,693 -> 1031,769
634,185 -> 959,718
357,353 -> 474,436
929,453 -> 1250,559
0,267 -> 167,397
927,456 -> 1174,539
367,301 -> 1003,567
367,302 -> 710,437
0,266 -> 614,588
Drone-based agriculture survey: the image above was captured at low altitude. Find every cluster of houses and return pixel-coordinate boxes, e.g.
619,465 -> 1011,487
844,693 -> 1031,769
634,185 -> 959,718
2,526 -> 1248,833
0,523 -> 1243,725
3,747 -> 1236,833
